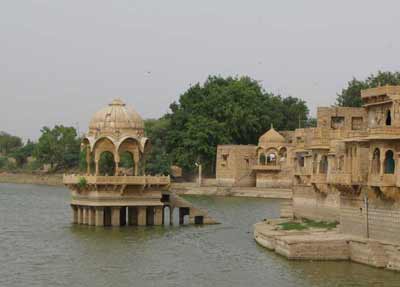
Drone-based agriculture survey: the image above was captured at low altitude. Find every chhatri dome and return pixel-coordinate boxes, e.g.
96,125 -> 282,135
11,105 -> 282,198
88,98 -> 145,138
258,125 -> 285,146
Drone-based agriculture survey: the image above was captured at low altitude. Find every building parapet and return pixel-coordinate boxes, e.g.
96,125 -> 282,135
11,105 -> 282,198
252,165 -> 281,171
361,85 -> 400,99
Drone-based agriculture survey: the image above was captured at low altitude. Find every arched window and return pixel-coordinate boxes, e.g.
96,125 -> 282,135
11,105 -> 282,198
386,110 -> 392,126
279,148 -> 287,162
99,151 -> 115,176
259,153 -> 266,165
313,154 -> 318,174
118,151 -> 135,175
372,148 -> 380,174
267,153 -> 277,165
384,150 -> 395,174
319,155 -> 328,174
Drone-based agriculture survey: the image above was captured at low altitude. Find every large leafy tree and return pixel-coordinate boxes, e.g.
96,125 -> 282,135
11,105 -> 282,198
164,76 -> 309,173
337,71 -> 400,107
35,125 -> 80,170
0,132 -> 22,155
144,118 -> 172,175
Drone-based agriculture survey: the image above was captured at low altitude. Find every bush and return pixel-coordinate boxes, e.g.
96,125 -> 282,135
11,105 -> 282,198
0,156 -> 6,169
77,177 -> 88,190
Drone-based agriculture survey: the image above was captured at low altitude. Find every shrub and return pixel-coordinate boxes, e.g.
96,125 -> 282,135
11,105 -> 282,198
77,177 -> 88,190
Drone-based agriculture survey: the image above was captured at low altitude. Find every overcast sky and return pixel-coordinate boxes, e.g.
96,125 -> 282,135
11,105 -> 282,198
1,0 -> 400,140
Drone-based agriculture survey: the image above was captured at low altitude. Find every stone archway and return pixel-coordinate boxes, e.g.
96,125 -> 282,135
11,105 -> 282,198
98,151 -> 116,176
118,151 -> 135,176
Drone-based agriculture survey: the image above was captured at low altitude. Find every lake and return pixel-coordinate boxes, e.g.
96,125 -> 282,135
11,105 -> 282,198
1,183 -> 399,287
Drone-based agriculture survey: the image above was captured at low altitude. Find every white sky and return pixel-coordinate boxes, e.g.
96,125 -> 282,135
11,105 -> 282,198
1,0 -> 400,140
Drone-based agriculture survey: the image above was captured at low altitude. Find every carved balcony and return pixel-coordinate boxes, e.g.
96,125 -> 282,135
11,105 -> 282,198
327,173 -> 352,185
368,174 -> 396,187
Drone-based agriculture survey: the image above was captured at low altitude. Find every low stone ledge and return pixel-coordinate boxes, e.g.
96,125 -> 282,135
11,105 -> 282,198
254,219 -> 400,271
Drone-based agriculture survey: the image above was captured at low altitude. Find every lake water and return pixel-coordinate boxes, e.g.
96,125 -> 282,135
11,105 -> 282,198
1,183 -> 400,287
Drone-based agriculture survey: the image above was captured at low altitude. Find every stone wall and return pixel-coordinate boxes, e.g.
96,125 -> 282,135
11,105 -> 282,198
340,190 -> 400,244
256,169 -> 292,188
216,145 -> 257,187
293,185 -> 340,221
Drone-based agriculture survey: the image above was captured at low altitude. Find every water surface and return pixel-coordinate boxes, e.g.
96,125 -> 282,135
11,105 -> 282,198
1,183 -> 399,287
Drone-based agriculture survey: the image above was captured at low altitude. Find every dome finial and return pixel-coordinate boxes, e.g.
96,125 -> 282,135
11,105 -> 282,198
109,98 -> 126,106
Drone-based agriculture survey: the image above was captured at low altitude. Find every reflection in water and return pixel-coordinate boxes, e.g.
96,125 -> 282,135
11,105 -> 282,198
0,183 -> 399,287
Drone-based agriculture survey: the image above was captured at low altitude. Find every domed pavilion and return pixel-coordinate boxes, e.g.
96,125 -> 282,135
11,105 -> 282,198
64,99 -> 215,227
252,125 -> 294,188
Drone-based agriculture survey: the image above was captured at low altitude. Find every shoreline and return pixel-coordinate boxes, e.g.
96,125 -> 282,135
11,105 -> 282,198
254,219 -> 400,272
0,172 -> 64,186
0,174 -> 293,200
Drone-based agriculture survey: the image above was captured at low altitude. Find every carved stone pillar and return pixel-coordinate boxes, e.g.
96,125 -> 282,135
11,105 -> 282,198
111,207 -> 121,227
95,161 -> 99,176
137,207 -> 147,226
71,205 -> 78,224
88,208 -> 95,226
86,146 -> 91,175
154,207 -> 163,225
83,207 -> 88,225
77,207 -> 83,224
115,161 -> 120,176
95,207 -> 104,226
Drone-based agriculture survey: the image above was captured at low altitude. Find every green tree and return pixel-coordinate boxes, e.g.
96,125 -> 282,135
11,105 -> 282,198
164,75 -> 310,173
0,132 -> 22,155
35,125 -> 80,171
144,118 -> 172,175
337,71 -> 400,107
10,140 -> 36,167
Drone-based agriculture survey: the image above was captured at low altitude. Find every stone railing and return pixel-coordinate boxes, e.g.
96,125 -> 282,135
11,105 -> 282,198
252,164 -> 281,171
368,126 -> 400,137
63,175 -> 170,186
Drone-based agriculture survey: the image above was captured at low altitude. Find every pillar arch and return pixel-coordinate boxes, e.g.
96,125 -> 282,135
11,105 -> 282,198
118,151 -> 135,176
98,151 -> 116,176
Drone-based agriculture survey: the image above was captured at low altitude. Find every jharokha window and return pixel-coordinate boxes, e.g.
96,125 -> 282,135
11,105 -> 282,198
331,117 -> 345,130
319,155 -> 328,174
384,150 -> 395,174
221,154 -> 229,166
351,117 -> 363,130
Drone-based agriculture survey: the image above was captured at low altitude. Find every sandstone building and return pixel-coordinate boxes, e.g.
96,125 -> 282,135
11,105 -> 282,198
217,85 -> 400,244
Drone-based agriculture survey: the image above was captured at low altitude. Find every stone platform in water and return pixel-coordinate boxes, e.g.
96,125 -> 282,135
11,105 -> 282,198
254,219 -> 400,271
